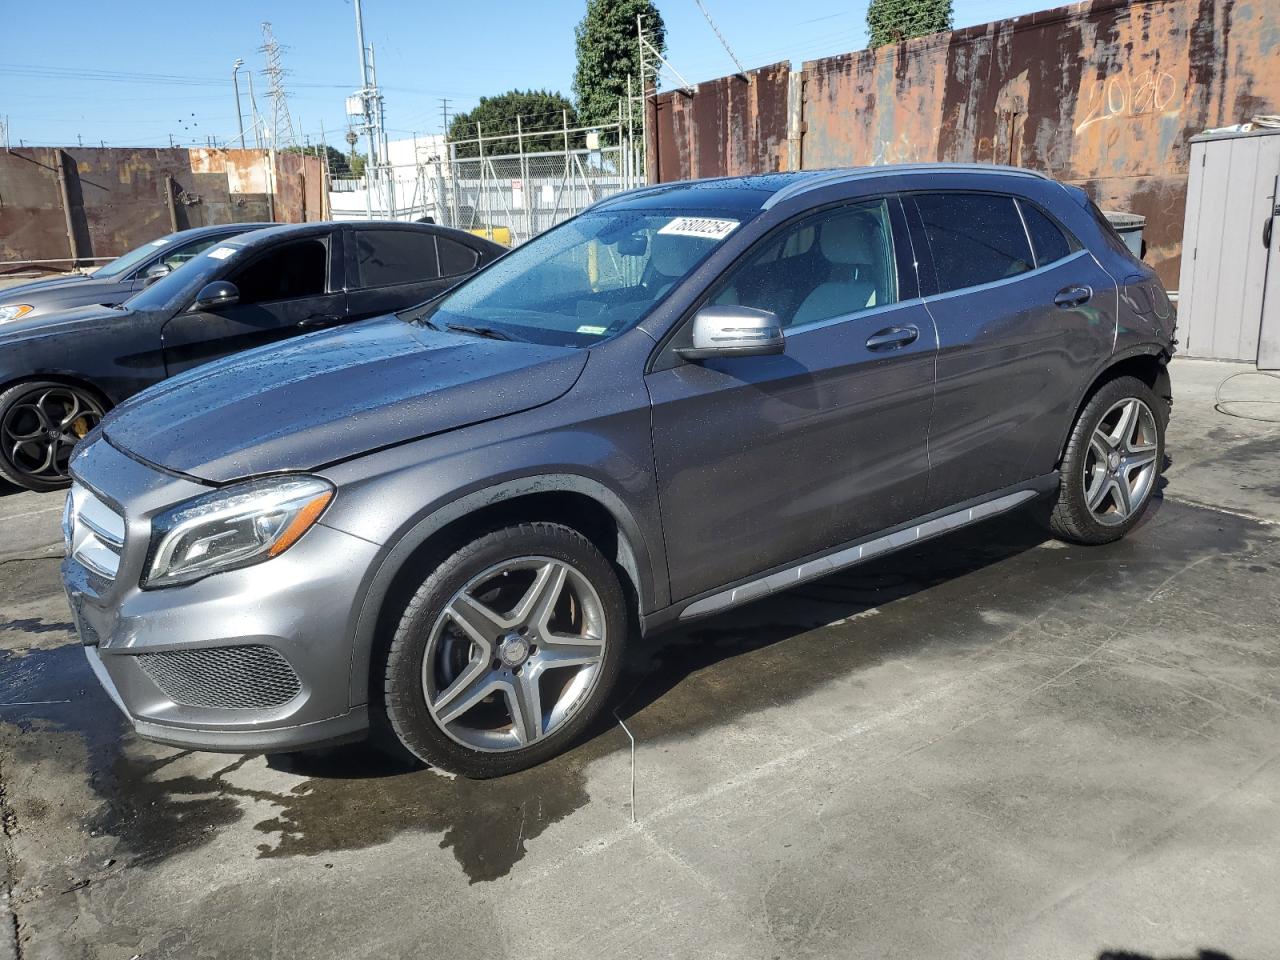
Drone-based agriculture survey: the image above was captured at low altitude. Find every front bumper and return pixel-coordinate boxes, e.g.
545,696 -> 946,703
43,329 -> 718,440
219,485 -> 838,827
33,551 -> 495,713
63,437 -> 382,753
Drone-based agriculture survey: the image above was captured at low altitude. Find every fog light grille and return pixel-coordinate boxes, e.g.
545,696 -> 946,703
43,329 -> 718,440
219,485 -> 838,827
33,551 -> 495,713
136,645 -> 301,710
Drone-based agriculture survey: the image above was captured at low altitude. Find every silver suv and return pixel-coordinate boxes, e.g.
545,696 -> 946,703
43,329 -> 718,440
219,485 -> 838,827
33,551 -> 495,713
61,165 -> 1176,777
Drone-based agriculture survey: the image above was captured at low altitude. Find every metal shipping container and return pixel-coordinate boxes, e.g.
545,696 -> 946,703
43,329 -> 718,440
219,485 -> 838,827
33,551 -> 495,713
1177,128 -> 1280,367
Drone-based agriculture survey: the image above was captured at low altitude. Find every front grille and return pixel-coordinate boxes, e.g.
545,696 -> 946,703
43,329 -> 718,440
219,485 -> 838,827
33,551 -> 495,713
65,484 -> 125,580
135,645 -> 302,710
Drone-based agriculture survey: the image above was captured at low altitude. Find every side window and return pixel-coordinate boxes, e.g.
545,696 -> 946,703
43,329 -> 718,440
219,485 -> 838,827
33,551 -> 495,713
160,236 -> 223,271
229,238 -> 328,305
915,193 -> 1033,293
437,237 -> 480,277
711,199 -> 898,330
355,230 -> 441,288
1017,200 -> 1074,267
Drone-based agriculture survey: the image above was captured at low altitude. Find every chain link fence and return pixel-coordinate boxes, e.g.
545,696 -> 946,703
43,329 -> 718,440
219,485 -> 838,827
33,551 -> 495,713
330,120 -> 645,247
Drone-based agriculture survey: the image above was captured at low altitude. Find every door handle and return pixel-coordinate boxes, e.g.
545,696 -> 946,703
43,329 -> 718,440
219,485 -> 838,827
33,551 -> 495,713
297,314 -> 342,328
865,324 -> 919,351
1053,285 -> 1092,308
1264,214 -> 1274,250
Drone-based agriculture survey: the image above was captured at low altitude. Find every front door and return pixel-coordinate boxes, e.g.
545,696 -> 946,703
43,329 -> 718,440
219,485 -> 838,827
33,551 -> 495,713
909,192 -> 1119,510
646,197 -> 938,601
161,233 -> 346,376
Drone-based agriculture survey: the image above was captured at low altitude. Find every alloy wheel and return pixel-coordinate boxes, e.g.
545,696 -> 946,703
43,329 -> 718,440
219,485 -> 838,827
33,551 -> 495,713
1082,397 -> 1158,526
1,386 -> 103,485
422,556 -> 608,752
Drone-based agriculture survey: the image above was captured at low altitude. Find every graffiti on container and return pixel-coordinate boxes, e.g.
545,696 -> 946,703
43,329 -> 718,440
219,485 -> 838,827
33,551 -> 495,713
875,130 -> 926,165
1075,68 -> 1180,135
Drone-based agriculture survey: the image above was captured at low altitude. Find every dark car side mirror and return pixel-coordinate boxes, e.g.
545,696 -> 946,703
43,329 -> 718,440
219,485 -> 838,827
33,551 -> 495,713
190,280 -> 240,312
142,262 -> 172,286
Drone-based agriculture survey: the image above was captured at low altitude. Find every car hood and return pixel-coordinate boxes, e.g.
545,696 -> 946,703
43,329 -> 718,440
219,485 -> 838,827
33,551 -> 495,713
0,273 -> 94,298
0,275 -> 128,315
0,303 -> 129,343
102,316 -> 588,483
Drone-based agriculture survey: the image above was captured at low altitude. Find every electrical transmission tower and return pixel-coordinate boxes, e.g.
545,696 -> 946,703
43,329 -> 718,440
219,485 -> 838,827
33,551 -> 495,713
260,22 -> 297,150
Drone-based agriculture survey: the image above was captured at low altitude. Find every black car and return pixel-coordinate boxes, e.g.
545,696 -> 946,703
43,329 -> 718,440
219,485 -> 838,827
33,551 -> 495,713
0,223 -> 270,323
0,220 -> 504,491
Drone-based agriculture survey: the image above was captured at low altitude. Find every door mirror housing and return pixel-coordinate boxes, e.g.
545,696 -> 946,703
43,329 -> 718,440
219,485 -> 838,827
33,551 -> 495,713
676,305 -> 785,361
190,280 -> 240,312
142,262 -> 172,285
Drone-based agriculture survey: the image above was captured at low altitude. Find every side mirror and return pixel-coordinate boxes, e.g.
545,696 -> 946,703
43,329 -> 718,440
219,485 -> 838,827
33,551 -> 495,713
142,262 -> 172,285
190,280 -> 240,312
676,305 -> 784,361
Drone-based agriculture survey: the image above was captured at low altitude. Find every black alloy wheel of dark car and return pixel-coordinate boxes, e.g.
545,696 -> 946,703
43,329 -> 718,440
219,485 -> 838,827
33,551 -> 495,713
0,381 -> 106,492
381,522 -> 628,778
1050,375 -> 1166,545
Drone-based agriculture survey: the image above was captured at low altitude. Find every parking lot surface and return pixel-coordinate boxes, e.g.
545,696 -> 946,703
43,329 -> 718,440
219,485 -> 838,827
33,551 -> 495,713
2,357 -> 1279,960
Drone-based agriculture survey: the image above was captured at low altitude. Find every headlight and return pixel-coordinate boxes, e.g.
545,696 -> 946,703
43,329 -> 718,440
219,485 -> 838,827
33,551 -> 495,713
143,476 -> 333,588
0,304 -> 34,323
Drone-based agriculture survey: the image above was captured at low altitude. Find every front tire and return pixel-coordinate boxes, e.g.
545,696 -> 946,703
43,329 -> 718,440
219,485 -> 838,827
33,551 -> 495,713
1050,375 -> 1165,545
0,381 -> 106,492
382,522 -> 628,778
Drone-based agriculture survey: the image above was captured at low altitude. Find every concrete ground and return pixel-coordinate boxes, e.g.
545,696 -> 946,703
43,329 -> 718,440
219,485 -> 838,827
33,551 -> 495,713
1,356 -> 1278,960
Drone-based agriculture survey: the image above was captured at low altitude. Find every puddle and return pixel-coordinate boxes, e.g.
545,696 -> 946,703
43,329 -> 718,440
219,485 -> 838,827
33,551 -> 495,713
0,498 -> 1266,883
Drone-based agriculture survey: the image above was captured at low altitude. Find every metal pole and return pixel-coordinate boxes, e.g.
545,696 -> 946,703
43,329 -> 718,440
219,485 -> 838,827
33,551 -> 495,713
353,0 -> 377,218
232,59 -> 246,148
516,114 -> 529,243
563,110 -> 573,215
246,70 -> 263,150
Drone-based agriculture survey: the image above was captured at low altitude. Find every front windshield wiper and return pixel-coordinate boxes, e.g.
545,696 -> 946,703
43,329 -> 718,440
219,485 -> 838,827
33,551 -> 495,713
445,322 -> 516,342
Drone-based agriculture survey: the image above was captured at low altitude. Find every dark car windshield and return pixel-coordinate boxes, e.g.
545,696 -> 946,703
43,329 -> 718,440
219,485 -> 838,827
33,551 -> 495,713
123,241 -> 242,313
409,209 -> 746,346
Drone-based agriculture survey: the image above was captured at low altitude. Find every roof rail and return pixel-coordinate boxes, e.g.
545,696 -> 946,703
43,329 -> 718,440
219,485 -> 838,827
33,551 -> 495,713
761,163 -> 1049,210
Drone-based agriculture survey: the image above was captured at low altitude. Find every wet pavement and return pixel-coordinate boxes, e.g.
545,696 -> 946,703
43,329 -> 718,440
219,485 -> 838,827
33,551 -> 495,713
2,357 -> 1279,960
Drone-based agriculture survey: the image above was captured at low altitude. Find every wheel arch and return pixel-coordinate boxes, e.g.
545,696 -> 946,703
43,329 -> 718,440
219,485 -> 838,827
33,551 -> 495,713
0,372 -> 114,410
346,474 -> 661,710
1057,345 -> 1171,465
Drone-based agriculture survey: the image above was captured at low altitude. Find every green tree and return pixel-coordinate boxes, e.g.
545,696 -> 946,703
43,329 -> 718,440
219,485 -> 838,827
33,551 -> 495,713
447,90 -> 579,158
866,0 -> 953,47
573,0 -> 665,127
282,144 -> 363,178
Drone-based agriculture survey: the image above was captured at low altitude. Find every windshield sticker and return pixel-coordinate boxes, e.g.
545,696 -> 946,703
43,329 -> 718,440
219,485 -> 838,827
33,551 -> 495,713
149,238 -> 171,246
206,246 -> 237,260
658,216 -> 739,240
576,324 -> 607,335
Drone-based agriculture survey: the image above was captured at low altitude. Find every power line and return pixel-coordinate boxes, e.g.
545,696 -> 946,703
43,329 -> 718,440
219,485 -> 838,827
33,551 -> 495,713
693,0 -> 746,76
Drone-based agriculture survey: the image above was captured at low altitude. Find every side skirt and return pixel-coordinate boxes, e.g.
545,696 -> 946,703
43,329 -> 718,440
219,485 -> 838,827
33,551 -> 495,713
646,474 -> 1057,630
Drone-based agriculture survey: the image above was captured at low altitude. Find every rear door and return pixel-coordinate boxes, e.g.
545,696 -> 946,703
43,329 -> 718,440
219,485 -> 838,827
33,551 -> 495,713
347,227 -> 480,319
161,231 -> 347,376
910,191 -> 1118,510
646,196 -> 938,600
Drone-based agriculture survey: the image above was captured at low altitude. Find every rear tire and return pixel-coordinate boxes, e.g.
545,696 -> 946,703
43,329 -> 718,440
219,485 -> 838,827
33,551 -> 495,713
381,522 -> 627,778
1050,375 -> 1165,545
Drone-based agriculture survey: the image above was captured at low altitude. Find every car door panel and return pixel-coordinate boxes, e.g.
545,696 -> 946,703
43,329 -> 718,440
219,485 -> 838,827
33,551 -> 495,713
647,300 -> 937,600
161,232 -> 346,376
910,193 -> 1118,510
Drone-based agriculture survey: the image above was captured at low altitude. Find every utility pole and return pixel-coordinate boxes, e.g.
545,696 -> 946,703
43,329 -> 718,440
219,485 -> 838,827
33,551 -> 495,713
439,98 -> 452,137
352,0 -> 377,218
246,69 -> 263,150
260,22 -> 296,150
232,58 -> 246,148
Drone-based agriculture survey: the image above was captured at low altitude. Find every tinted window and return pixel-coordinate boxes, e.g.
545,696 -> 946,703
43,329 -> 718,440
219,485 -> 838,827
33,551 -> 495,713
437,237 -> 479,276
915,193 -> 1033,293
230,239 -> 328,305
711,199 -> 898,330
1018,200 -> 1072,267
355,230 -> 440,287
1085,198 -> 1141,262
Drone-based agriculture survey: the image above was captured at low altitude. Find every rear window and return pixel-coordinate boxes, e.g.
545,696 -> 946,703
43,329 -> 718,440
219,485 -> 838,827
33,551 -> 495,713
356,230 -> 441,287
1018,200 -> 1074,267
915,193 -> 1033,293
437,237 -> 480,277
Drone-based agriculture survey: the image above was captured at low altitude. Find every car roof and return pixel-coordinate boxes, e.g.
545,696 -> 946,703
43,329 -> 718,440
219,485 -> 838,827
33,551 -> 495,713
221,219 -> 501,253
593,163 -> 1051,215
163,222 -> 275,242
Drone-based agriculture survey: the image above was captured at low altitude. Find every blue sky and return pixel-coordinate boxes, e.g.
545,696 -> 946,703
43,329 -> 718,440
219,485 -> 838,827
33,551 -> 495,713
2,0 -> 1040,148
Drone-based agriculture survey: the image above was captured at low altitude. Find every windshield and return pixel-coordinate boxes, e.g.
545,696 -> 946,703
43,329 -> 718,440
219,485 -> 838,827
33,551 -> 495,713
123,241 -> 242,313
412,209 -> 744,346
92,235 -> 177,279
